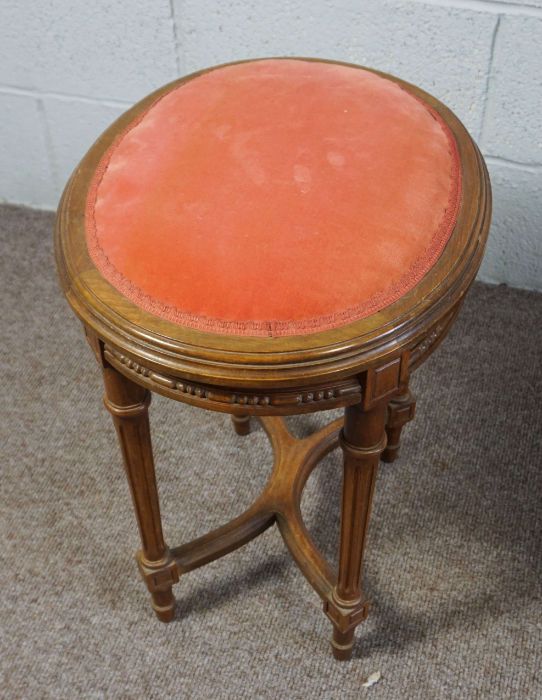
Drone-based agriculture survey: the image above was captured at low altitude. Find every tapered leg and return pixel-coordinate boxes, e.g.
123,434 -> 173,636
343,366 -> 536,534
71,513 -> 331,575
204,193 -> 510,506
381,387 -> 416,463
330,402 -> 388,660
102,365 -> 178,621
231,414 -> 251,436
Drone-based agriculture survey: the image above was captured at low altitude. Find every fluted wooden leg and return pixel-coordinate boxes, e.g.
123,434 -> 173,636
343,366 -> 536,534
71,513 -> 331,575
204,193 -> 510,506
102,365 -> 178,622
231,414 -> 251,436
331,402 -> 388,660
381,387 -> 416,463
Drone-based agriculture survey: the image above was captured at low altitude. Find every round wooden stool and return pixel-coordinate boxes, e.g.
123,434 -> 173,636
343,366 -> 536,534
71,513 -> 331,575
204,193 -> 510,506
55,58 -> 491,660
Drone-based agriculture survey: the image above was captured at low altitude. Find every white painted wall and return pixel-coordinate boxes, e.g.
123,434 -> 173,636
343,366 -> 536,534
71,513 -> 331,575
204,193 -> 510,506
1,0 -> 541,289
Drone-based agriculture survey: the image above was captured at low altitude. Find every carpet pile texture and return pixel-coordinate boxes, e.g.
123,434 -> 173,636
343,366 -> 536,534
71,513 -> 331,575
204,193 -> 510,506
0,204 -> 540,699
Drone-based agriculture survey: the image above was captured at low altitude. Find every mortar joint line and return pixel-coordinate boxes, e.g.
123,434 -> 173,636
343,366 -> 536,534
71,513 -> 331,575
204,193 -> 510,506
479,14 -> 501,146
169,0 -> 185,76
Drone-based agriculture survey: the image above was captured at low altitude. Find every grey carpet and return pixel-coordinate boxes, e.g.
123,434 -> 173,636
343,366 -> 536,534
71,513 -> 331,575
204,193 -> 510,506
0,203 -> 541,699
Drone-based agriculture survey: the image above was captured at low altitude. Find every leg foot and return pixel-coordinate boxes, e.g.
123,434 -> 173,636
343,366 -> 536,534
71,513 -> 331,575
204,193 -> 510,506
331,629 -> 354,661
151,589 -> 176,622
136,550 -> 179,622
231,414 -> 251,436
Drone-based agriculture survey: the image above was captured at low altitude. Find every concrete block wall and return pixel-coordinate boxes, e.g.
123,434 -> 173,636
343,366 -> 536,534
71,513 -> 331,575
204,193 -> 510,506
1,0 -> 540,290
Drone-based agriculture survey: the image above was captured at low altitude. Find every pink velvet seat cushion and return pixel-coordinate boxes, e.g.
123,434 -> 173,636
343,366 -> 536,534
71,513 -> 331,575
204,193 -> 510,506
86,59 -> 461,337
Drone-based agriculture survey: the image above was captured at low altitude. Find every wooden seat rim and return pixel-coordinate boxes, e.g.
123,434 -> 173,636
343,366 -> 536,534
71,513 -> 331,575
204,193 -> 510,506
55,57 -> 491,389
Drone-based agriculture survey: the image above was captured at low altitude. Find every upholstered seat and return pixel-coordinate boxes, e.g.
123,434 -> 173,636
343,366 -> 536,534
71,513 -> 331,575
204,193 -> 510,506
86,58 -> 461,337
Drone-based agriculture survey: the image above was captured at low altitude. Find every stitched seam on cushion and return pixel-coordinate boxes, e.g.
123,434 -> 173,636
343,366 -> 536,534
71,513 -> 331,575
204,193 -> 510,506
85,71 -> 462,339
